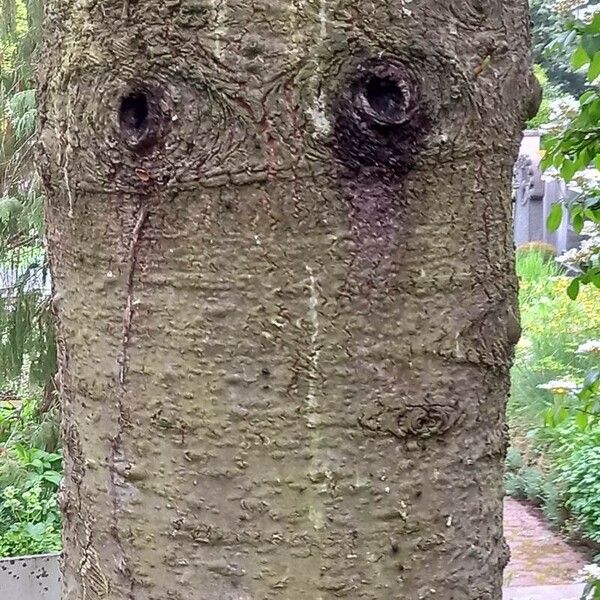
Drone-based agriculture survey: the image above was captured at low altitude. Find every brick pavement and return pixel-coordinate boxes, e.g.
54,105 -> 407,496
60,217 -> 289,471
504,498 -> 588,588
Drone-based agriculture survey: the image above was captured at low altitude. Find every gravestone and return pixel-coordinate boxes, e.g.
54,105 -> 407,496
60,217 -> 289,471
0,553 -> 61,600
513,152 -> 545,247
513,130 -> 582,255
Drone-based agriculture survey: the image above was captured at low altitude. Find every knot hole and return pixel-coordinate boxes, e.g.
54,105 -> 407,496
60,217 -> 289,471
120,93 -> 149,136
118,85 -> 170,154
361,75 -> 410,125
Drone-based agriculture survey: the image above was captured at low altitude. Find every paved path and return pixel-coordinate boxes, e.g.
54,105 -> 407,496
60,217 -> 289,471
503,498 -> 589,599
504,498 -> 587,586
504,584 -> 586,600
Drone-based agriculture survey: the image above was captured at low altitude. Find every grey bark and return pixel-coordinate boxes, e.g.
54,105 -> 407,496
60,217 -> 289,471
37,1 -> 538,599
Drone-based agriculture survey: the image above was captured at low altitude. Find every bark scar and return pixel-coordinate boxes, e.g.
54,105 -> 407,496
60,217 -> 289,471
119,206 -> 148,386
108,205 -> 149,600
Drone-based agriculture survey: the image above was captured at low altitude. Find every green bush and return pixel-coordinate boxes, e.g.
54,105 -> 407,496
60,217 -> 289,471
505,471 -> 527,500
508,249 -> 600,543
522,466 -> 546,503
516,242 -> 558,268
0,484 -> 61,557
504,463 -> 547,505
506,447 -> 524,472
0,393 -> 62,557
559,444 -> 600,544
541,476 -> 567,527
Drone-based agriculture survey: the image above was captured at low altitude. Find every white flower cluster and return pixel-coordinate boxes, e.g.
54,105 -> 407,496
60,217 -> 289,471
540,96 -> 580,135
576,340 -> 600,355
580,563 -> 600,582
581,222 -> 600,238
552,0 -> 598,21
517,336 -> 532,350
568,168 -> 600,195
537,379 -> 580,395
557,226 -> 600,269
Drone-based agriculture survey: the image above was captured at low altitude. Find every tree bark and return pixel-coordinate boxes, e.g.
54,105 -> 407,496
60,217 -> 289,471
38,1 -> 538,599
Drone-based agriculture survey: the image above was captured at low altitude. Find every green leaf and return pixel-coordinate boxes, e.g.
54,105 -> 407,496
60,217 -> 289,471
588,96 -> 600,122
547,203 -> 563,232
567,278 -> 581,300
582,34 -> 600,60
25,522 -> 46,540
561,159 -> 579,182
581,90 -> 596,105
591,274 -> 600,289
583,369 -> 600,390
564,29 -> 578,47
42,472 -> 61,486
589,51 -> 600,82
540,153 -> 554,171
576,411 -> 588,431
572,211 -> 585,234
573,44 -> 590,69
554,406 -> 569,425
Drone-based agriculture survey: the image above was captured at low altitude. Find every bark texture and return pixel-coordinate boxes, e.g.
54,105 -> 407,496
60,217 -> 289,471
38,1 -> 538,599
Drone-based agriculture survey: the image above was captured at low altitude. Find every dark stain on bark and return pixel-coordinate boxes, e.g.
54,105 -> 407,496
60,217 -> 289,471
332,57 -> 431,296
332,57 -> 429,177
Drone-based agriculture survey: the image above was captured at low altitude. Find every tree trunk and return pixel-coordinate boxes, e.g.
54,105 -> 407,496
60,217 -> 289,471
37,1 -> 538,599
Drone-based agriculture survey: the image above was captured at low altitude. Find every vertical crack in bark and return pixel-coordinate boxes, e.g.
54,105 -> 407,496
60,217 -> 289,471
79,520 -> 111,600
61,94 -> 75,218
109,205 -> 149,599
306,265 -> 321,419
305,265 -> 326,543
119,206 -> 148,387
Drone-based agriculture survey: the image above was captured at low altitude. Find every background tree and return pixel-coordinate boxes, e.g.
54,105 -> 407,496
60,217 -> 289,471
530,0 -> 592,96
37,1 -> 537,599
543,10 -> 600,296
0,0 -> 55,399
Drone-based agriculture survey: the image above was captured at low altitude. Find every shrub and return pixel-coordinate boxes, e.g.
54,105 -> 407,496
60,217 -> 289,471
505,463 -> 547,504
516,241 -> 558,260
559,444 -> 600,544
506,447 -> 524,472
510,267 -> 600,425
521,466 -> 547,503
0,484 -> 61,557
0,392 -> 62,557
541,476 -> 568,527
505,471 -> 527,500
515,243 -> 559,285
509,248 -> 600,543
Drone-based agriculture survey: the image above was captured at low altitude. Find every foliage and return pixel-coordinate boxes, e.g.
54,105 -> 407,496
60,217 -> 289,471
0,393 -> 62,557
0,0 -> 53,391
515,246 -> 562,285
523,12 -> 600,553
0,483 -> 61,557
508,248 -> 600,544
581,564 -> 600,599
511,250 -> 598,428
528,64 -> 570,128
516,240 -> 558,259
530,0 -> 593,97
541,10 -> 600,300
559,442 -> 600,543
505,463 -> 546,503
0,3 -> 62,557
